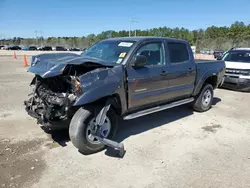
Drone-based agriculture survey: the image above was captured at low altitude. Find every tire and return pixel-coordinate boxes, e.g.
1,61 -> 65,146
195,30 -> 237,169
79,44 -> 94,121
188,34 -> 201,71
193,83 -> 214,112
69,105 -> 118,155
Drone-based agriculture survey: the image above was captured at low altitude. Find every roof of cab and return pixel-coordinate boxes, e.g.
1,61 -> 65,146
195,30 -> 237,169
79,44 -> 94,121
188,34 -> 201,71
228,47 -> 250,53
103,36 -> 187,43
232,48 -> 250,51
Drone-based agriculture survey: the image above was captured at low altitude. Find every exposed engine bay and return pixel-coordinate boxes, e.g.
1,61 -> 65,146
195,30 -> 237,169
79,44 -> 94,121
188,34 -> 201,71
24,75 -> 78,125
24,62 -> 109,126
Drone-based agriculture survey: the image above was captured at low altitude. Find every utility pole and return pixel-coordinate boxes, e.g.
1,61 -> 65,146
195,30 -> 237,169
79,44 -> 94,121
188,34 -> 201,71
129,17 -> 131,37
35,30 -> 38,46
107,31 -> 112,38
129,17 -> 138,37
133,19 -> 138,36
0,35 -> 3,45
40,30 -> 43,46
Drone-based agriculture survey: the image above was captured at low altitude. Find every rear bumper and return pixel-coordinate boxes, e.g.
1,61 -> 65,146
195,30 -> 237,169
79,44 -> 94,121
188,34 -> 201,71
222,75 -> 250,91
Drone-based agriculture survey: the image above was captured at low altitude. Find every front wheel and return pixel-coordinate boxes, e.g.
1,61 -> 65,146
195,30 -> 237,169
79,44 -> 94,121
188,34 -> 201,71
193,84 -> 214,112
69,106 -> 118,155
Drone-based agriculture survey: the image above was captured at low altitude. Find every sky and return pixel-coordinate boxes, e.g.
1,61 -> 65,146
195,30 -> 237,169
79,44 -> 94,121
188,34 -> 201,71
0,0 -> 249,38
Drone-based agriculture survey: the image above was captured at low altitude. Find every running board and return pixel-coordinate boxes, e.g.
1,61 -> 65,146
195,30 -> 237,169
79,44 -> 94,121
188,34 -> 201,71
123,98 -> 194,120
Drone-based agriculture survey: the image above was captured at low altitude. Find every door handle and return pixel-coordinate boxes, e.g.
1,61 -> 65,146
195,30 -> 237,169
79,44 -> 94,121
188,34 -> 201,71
160,71 -> 168,76
188,68 -> 194,71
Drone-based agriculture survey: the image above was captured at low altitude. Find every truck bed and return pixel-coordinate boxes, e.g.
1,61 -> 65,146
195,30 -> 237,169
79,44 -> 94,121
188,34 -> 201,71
195,60 -> 225,74
193,59 -> 225,94
195,59 -> 221,63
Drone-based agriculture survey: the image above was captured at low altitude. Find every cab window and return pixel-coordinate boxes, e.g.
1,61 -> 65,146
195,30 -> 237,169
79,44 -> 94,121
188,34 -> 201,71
135,42 -> 165,66
167,42 -> 189,63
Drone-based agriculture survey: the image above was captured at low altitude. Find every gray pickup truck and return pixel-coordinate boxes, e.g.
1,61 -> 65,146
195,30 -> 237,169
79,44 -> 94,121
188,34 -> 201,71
24,37 -> 225,156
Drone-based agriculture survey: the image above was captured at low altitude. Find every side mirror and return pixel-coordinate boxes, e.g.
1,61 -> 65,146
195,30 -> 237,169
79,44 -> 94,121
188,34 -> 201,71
131,55 -> 147,68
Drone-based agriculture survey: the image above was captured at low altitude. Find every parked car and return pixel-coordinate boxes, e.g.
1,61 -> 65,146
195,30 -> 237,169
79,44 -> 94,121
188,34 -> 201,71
7,46 -> 21,50
21,46 -> 29,50
55,46 -> 67,51
218,48 -> 250,91
24,37 -> 225,156
38,46 -> 52,51
2,45 -> 9,50
28,46 -> 37,51
69,47 -> 81,51
201,49 -> 213,55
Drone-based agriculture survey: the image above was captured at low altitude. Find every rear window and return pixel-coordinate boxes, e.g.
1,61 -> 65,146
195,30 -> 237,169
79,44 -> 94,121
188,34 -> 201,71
167,42 -> 189,63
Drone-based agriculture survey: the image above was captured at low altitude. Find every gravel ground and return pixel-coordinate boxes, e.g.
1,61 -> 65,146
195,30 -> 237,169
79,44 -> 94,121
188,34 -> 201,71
0,56 -> 250,188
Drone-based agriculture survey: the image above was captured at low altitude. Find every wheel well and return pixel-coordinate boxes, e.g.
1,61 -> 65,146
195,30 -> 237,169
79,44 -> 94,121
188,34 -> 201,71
204,76 -> 217,89
84,94 -> 122,115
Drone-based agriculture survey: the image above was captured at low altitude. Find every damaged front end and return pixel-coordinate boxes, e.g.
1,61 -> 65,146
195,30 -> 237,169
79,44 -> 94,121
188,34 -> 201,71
24,53 -> 123,130
24,75 -> 81,129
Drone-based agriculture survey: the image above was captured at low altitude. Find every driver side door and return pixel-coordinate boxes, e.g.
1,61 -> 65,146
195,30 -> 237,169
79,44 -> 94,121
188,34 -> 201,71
126,41 -> 169,110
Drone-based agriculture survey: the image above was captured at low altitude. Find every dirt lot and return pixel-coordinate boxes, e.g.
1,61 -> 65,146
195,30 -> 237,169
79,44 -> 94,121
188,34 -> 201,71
0,56 -> 250,188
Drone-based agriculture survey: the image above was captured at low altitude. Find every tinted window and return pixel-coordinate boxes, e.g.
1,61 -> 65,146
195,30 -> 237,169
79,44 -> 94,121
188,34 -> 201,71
168,42 -> 189,63
223,51 -> 250,63
135,42 -> 165,66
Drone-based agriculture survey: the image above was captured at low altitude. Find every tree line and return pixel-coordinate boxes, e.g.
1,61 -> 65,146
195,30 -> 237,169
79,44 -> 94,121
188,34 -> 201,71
1,21 -> 250,51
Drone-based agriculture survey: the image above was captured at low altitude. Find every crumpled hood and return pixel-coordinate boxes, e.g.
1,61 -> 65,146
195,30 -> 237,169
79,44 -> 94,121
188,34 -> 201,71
27,53 -> 113,78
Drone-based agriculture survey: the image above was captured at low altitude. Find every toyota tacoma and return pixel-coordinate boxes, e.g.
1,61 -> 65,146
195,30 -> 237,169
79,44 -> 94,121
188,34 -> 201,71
24,37 -> 225,156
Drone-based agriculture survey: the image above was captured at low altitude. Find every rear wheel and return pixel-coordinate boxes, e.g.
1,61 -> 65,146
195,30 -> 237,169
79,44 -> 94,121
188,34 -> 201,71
69,106 -> 118,155
193,84 -> 214,112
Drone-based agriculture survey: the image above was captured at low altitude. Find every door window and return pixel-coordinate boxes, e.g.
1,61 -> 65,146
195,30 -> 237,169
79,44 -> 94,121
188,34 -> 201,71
135,42 -> 165,66
167,42 -> 189,63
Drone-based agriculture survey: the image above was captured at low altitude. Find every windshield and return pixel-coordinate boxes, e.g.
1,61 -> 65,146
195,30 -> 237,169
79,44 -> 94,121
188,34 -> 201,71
223,51 -> 250,63
82,40 -> 135,64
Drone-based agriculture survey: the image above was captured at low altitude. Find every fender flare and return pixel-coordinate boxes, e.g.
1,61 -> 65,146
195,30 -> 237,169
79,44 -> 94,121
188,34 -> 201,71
193,69 -> 218,96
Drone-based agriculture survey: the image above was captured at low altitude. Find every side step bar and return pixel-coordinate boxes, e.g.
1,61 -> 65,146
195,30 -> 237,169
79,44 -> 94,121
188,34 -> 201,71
123,97 -> 194,120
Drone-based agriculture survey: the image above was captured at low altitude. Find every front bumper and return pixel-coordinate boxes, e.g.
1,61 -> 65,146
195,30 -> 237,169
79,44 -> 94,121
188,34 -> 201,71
24,100 -> 71,131
222,74 -> 250,91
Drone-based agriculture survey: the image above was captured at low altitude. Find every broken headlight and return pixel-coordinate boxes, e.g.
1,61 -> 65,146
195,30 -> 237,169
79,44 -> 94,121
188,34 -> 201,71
71,76 -> 83,97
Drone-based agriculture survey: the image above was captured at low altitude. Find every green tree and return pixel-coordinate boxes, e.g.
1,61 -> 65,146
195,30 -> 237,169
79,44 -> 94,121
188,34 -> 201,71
6,20 -> 250,51
227,21 -> 246,46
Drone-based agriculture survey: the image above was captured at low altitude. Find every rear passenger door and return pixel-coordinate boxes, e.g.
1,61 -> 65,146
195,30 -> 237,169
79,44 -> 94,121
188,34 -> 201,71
165,42 -> 196,100
127,41 -> 169,110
